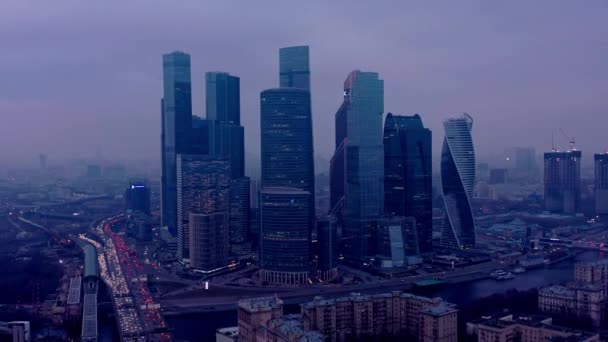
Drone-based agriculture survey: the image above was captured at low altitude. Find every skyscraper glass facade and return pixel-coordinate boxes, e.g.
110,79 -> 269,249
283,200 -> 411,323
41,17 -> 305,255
544,150 -> 582,214
596,153 -> 608,216
259,187 -> 312,285
260,88 -> 314,192
330,70 -> 384,261
161,51 -> 192,235
383,113 -> 432,253
279,46 -> 310,90
206,72 -> 241,125
176,154 -> 230,264
440,114 -> 476,249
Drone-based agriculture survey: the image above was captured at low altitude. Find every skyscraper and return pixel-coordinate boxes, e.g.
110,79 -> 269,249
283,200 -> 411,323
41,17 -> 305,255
206,72 -> 241,125
260,88 -> 314,192
259,187 -> 312,285
176,154 -> 230,266
383,113 -> 432,254
544,150 -> 582,214
205,71 -> 249,254
125,180 -> 151,215
440,114 -> 476,250
279,46 -> 310,90
161,51 -> 193,235
330,70 -> 384,261
596,153 -> 608,217
259,87 -> 315,284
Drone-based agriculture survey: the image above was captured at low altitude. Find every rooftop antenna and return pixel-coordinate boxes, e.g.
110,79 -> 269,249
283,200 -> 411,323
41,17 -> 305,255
551,130 -> 555,152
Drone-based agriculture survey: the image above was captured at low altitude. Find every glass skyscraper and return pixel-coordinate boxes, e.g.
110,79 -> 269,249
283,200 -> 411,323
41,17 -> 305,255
330,70 -> 384,261
259,87 -> 315,284
544,150 -> 582,214
383,113 -> 433,254
259,187 -> 312,285
279,46 -> 310,90
260,88 -> 314,192
205,72 -> 249,254
161,51 -> 193,235
206,72 -> 241,125
440,114 -> 476,250
596,153 -> 608,217
176,154 -> 230,266
125,180 -> 151,215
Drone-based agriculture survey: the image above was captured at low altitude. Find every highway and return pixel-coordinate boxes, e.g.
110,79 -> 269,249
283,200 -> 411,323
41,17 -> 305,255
89,217 -> 171,342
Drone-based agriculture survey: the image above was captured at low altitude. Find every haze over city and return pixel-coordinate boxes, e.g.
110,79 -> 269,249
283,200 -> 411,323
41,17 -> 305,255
2,1 -> 607,166
2,2 -> 608,342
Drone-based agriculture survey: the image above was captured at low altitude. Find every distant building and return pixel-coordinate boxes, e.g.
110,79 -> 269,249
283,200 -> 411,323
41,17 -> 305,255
39,154 -> 47,169
330,70 -> 384,262
238,296 -> 284,342
161,51 -> 193,235
595,153 -> 608,217
125,180 -> 151,215
544,150 -> 582,214
489,168 -> 508,184
383,113 -> 432,253
471,314 -> 599,342
279,45 -> 310,90
301,291 -> 456,341
440,114 -> 476,249
538,283 -> 606,327
176,154 -> 230,268
86,164 -> 101,178
259,187 -> 312,285
515,147 -> 537,172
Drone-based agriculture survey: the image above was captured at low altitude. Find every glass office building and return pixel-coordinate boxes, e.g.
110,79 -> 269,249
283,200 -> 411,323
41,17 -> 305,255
383,113 -> 432,254
161,51 -> 193,235
330,70 -> 384,261
176,154 -> 230,265
440,114 -> 476,249
279,46 -> 310,90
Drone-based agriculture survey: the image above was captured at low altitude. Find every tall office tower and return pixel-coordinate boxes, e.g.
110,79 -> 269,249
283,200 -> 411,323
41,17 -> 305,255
161,51 -> 193,235
515,147 -> 536,172
330,70 -> 384,261
125,180 -> 151,215
260,88 -> 314,191
259,87 -> 315,284
176,154 -> 230,267
596,153 -> 608,217
279,45 -> 310,90
39,154 -> 47,169
259,187 -> 312,285
205,71 -> 249,254
544,150 -> 582,214
440,114 -> 476,250
383,113 -> 432,254
206,72 -> 241,125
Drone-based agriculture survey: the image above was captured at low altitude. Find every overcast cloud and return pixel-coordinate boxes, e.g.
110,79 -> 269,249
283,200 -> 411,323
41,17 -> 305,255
1,1 -> 607,171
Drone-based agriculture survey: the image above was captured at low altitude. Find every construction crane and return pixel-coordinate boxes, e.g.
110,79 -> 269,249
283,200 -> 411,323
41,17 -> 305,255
559,128 -> 576,151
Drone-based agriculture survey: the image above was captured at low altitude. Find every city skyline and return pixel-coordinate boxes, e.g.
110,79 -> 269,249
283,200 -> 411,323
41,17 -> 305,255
2,2 -> 608,166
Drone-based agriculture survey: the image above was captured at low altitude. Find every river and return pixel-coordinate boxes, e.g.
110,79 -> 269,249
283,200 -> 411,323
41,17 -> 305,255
164,250 -> 605,342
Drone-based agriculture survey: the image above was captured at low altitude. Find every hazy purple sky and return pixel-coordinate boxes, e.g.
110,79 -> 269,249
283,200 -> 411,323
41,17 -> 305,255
1,1 -> 607,169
